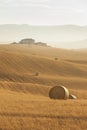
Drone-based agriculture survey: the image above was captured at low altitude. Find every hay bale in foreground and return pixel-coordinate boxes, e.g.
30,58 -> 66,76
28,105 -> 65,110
49,86 -> 69,100
69,94 -> 77,99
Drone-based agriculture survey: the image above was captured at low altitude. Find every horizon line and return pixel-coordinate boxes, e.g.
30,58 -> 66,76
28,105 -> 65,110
0,24 -> 87,27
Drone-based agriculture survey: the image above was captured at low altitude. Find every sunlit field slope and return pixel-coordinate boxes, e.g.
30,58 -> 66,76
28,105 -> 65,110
0,44 -> 87,130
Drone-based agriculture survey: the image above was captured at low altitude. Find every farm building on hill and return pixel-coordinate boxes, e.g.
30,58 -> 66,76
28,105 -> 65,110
11,38 -> 49,47
19,38 -> 35,44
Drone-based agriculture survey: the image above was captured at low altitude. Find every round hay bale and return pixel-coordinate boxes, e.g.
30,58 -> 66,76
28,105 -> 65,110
35,72 -> 39,76
69,94 -> 77,99
49,86 -> 69,100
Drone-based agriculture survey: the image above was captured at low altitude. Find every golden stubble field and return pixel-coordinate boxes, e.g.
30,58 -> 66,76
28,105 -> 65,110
0,44 -> 87,130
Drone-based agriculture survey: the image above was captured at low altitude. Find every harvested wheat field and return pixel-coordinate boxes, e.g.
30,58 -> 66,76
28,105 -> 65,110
0,44 -> 87,130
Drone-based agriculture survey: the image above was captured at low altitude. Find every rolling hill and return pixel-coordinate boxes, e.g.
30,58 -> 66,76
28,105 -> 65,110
0,44 -> 87,96
0,44 -> 87,130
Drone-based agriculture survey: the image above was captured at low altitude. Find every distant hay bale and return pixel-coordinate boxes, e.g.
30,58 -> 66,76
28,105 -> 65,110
35,72 -> 39,76
49,86 -> 69,100
54,58 -> 58,60
69,94 -> 77,99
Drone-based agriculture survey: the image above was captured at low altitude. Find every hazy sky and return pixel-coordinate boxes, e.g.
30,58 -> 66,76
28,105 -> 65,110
0,0 -> 87,25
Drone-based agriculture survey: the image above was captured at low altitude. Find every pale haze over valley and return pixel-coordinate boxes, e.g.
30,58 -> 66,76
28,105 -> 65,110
0,0 -> 87,49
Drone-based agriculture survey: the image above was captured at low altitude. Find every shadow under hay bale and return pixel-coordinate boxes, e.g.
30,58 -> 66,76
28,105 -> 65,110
49,86 -> 69,100
69,94 -> 77,99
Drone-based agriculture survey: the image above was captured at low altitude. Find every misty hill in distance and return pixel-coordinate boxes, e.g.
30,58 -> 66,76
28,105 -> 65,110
0,24 -> 87,49
58,39 -> 87,49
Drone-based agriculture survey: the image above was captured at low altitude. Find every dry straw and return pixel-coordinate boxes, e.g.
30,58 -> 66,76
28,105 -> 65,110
69,94 -> 77,99
49,86 -> 69,100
